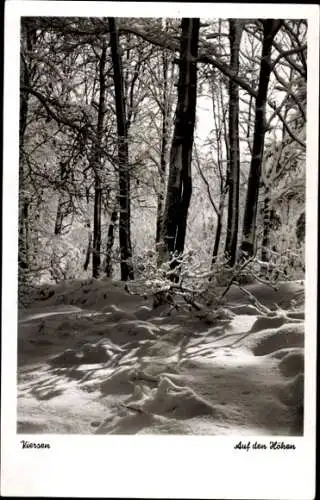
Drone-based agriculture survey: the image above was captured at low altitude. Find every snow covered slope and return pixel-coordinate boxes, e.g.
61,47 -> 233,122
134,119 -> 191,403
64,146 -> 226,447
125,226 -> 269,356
17,279 -> 304,435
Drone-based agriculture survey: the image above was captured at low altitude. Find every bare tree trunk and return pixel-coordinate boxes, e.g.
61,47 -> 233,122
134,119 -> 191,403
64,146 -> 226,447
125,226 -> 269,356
156,45 -> 170,244
92,41 -> 107,279
103,36 -> 141,278
208,75 -> 228,266
92,175 -> 102,278
54,161 -> 70,235
104,208 -> 118,277
159,18 -> 200,268
83,184 -> 92,271
83,231 -> 92,271
108,17 -> 134,281
240,20 -> 282,258
212,216 -> 222,264
212,187 -> 228,266
261,185 -> 271,262
54,199 -> 65,235
224,19 -> 242,267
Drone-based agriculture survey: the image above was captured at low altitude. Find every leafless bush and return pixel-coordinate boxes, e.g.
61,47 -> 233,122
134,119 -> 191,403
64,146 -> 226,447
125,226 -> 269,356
127,246 -> 304,318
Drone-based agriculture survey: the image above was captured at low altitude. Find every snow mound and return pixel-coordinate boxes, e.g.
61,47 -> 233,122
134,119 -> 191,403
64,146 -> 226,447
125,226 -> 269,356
268,347 -> 303,360
224,281 -> 304,310
243,323 -> 304,356
95,409 -> 162,435
102,304 -> 137,321
137,339 -> 179,358
197,307 -> 235,323
112,319 -> 161,343
135,306 -> 153,320
50,342 -> 112,366
17,279 -> 305,435
78,318 -> 164,346
36,279 -> 144,310
249,314 -> 299,334
127,376 -> 225,420
278,349 -> 304,377
99,367 -> 137,395
277,373 -> 304,408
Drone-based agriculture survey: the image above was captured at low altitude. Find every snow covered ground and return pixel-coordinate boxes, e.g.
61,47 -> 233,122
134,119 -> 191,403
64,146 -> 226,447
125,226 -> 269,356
17,279 -> 304,435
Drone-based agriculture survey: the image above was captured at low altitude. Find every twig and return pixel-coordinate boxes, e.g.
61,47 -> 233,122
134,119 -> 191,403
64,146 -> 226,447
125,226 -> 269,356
219,256 -> 255,300
237,285 -> 272,315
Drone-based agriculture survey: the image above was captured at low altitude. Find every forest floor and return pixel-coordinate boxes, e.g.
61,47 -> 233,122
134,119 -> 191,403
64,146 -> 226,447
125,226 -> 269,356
17,278 -> 304,435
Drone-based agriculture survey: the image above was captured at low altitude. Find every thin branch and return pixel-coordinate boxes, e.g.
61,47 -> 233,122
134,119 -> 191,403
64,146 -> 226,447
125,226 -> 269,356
271,44 -> 307,70
194,145 -> 219,216
267,99 -> 306,149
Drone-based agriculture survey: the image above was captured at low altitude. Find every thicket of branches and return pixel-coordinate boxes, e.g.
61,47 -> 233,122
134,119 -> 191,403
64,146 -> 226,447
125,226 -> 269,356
19,17 -> 306,305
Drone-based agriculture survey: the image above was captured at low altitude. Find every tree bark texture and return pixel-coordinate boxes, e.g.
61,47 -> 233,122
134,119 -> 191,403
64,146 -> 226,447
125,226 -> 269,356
92,41 -> 107,279
224,19 -> 242,267
261,185 -> 271,262
83,231 -> 92,271
240,20 -> 282,258
211,187 -> 228,266
156,45 -> 170,244
54,161 -> 70,236
104,208 -> 118,277
109,17 -> 134,281
159,18 -> 200,266
212,215 -> 222,265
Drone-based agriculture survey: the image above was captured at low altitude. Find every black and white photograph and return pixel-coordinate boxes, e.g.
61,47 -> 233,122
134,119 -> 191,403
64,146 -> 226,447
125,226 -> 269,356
1,1 -> 318,498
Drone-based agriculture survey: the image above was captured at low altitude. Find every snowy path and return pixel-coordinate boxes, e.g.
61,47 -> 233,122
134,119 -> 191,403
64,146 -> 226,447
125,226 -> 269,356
17,280 -> 304,435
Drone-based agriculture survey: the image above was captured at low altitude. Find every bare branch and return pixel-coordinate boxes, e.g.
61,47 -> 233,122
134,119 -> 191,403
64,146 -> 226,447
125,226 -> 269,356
271,44 -> 307,70
193,145 -> 219,216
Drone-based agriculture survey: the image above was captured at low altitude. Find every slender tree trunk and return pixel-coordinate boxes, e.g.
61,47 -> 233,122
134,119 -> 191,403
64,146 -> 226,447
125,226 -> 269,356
83,185 -> 92,271
240,20 -> 282,258
102,35 -> 140,277
109,17 -> 134,281
54,161 -> 69,235
54,200 -> 64,235
211,186 -> 228,266
156,46 -> 170,244
92,176 -> 102,278
92,42 -> 107,279
83,219 -> 92,278
261,185 -> 271,262
159,18 -> 200,267
104,208 -> 118,277
212,216 -> 222,264
84,231 -> 92,271
224,19 -> 242,267
208,77 -> 228,266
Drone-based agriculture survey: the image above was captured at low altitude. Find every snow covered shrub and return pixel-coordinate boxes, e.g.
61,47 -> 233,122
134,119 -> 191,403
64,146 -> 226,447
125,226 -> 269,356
49,237 -> 83,283
257,245 -> 305,281
268,211 -> 305,280
132,249 -> 158,280
127,251 -> 227,311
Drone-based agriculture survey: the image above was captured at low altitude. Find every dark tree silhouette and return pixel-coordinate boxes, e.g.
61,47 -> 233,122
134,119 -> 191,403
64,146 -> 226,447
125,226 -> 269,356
240,19 -> 282,258
224,19 -> 242,267
108,17 -> 134,281
92,41 -> 107,278
159,18 -> 200,267
156,42 -> 171,245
